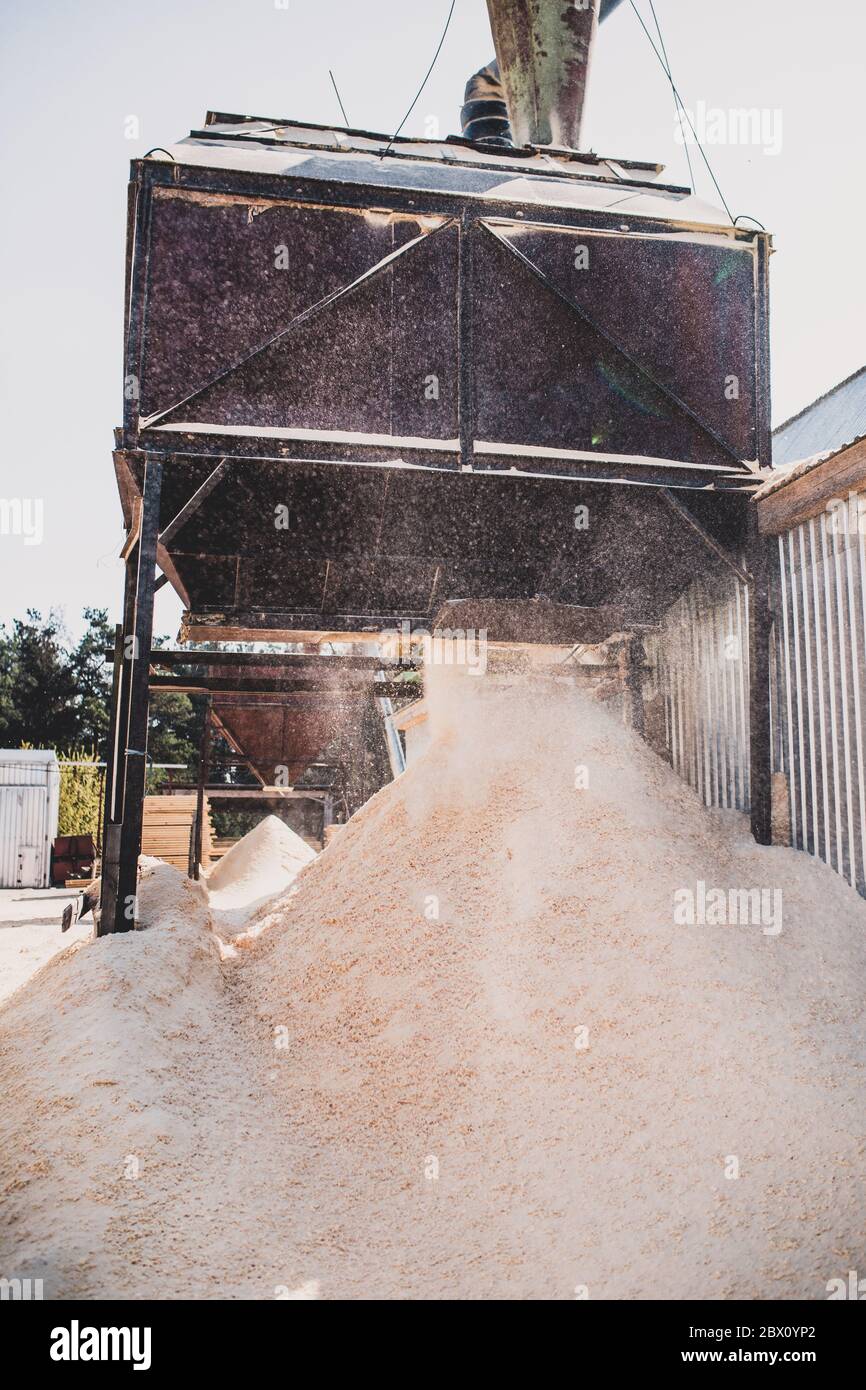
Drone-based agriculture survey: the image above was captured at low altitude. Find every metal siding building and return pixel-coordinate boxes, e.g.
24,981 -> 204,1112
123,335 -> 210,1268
773,365 -> 866,468
646,373 -> 866,900
0,751 -> 61,888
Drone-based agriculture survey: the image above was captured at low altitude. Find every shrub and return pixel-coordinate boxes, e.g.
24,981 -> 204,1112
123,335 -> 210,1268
57,749 -> 102,839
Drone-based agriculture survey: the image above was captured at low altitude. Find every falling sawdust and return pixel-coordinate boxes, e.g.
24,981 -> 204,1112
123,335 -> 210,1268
1,674 -> 865,1300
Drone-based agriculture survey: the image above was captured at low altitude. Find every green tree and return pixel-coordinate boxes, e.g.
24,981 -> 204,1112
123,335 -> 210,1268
0,610 -> 79,748
147,691 -> 203,777
0,609 -> 243,788
69,608 -> 114,754
57,749 -> 102,837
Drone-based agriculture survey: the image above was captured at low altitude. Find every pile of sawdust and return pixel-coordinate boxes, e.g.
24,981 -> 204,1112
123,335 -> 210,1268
207,814 -> 316,937
239,672 -> 866,1299
0,860 -> 325,1299
1,675 -> 865,1300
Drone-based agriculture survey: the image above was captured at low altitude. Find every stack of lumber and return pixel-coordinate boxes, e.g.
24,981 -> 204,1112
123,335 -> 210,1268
142,795 -> 213,871
210,837 -> 237,862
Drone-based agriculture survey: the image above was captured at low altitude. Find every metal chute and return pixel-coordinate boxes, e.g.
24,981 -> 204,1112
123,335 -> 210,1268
462,0 -> 624,149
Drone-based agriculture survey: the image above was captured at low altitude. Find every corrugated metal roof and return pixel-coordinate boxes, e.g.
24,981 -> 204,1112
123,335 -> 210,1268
151,114 -> 741,235
773,365 -> 866,467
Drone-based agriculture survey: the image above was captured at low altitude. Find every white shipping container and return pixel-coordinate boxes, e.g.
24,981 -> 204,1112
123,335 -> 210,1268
0,750 -> 61,888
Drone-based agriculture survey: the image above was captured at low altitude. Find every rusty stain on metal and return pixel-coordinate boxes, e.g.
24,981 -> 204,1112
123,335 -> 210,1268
485,0 -> 601,150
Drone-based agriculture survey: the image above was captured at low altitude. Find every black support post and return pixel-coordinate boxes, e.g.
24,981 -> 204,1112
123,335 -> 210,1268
101,623 -> 124,830
193,695 -> 213,881
749,231 -> 773,847
620,635 -> 646,737
748,513 -> 773,845
110,457 -> 164,932
99,558 -> 138,934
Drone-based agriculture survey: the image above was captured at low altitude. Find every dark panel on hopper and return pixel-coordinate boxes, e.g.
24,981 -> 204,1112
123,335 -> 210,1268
471,228 -> 738,469
390,222 -> 459,439
246,555 -> 332,610
165,270 -> 394,433
493,222 -> 757,458
146,200 -> 460,443
169,553 -> 238,608
165,457 -> 748,629
141,191 -> 422,418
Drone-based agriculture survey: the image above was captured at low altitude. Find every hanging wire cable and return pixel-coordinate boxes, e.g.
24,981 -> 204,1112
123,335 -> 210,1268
647,0 -> 694,193
380,0 -> 457,159
628,0 -> 735,225
329,69 -> 350,128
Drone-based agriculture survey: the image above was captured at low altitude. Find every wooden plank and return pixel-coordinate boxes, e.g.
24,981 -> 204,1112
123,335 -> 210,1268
204,787 -> 326,801
145,800 -> 200,811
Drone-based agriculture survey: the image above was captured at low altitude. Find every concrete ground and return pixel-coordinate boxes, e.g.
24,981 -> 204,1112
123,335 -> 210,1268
0,887 -> 92,1005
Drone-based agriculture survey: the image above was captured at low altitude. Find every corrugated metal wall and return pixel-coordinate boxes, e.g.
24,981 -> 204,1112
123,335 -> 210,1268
0,756 -> 61,888
648,496 -> 866,898
773,507 -> 866,893
646,568 -> 752,812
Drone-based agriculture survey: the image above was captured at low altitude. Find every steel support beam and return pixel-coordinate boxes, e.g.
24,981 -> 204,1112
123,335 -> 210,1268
748,511 -> 773,845
109,457 -> 164,932
749,230 -> 773,846
138,650 -> 419,672
147,675 -> 417,698
193,695 -> 213,880
620,635 -> 646,736
99,563 -> 138,934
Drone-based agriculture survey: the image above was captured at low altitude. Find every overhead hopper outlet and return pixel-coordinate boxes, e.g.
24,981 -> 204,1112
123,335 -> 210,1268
484,0 -> 604,150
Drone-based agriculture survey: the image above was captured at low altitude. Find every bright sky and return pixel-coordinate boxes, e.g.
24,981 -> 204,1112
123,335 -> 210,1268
1,0 -> 864,639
